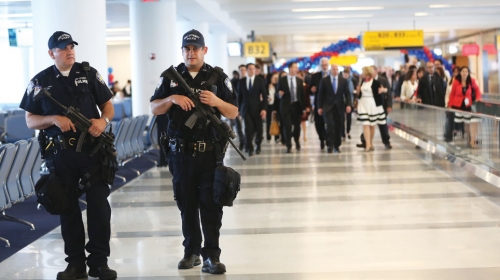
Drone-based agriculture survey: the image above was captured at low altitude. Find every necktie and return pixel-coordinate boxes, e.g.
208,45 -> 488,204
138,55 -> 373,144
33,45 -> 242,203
249,78 -> 252,91
290,77 -> 296,103
332,77 -> 337,94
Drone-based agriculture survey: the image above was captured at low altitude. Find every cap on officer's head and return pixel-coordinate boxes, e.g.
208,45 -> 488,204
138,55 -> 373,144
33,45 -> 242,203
182,29 -> 205,48
48,31 -> 78,50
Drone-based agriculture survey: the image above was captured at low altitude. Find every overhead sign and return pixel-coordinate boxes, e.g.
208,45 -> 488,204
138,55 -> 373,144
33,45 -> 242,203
329,55 -> 358,65
462,44 -> 479,56
244,42 -> 270,58
362,30 -> 424,50
483,44 -> 497,55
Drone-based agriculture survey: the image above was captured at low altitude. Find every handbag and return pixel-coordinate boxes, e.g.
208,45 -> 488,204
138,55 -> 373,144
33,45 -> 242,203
269,114 -> 280,136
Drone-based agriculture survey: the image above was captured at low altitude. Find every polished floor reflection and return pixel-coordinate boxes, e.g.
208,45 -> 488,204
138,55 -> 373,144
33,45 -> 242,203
2,125 -> 500,279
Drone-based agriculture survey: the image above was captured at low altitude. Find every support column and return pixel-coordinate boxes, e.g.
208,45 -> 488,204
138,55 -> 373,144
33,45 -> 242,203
32,0 -> 107,76
176,21 -> 190,62
130,0 -> 177,117
206,33 -> 228,72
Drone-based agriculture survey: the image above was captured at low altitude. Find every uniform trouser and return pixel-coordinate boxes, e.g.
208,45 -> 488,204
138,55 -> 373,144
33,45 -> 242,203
243,113 -> 263,152
314,109 -> 326,143
168,150 -> 222,259
50,148 -> 111,268
323,107 -> 344,149
281,102 -> 302,149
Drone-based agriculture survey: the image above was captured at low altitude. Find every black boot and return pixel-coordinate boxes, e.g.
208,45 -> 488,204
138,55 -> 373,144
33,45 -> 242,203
178,254 -> 201,269
56,265 -> 87,280
88,265 -> 117,280
202,257 -> 226,274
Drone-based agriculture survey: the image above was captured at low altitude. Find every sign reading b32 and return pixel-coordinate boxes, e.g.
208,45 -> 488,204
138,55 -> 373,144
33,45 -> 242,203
244,42 -> 270,58
363,30 -> 424,50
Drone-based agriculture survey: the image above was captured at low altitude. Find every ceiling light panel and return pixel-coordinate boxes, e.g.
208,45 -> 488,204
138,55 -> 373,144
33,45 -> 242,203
292,6 -> 383,12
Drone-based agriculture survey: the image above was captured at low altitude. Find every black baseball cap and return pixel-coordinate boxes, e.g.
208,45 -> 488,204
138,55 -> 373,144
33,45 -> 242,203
48,31 -> 78,50
182,29 -> 205,48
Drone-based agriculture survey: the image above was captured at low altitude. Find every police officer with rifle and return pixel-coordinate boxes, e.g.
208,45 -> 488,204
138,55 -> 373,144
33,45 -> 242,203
20,31 -> 117,280
150,29 -> 239,274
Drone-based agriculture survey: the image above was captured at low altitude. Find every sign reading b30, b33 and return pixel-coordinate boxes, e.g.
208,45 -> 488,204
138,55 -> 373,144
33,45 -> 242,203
244,42 -> 271,58
363,30 -> 424,50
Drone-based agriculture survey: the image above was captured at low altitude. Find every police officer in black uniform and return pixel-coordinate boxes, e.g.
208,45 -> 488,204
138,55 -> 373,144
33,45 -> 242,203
150,29 -> 238,274
19,31 -> 117,280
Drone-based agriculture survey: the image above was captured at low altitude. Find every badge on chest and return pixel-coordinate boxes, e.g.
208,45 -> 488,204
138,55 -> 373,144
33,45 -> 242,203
75,77 -> 88,87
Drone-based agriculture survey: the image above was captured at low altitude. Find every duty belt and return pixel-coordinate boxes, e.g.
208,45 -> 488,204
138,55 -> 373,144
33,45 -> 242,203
169,138 -> 214,156
186,141 -> 214,153
45,135 -> 93,152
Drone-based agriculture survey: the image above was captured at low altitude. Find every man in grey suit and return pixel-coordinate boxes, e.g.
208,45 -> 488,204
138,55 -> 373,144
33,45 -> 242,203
275,62 -> 306,153
317,64 -> 352,153
237,63 -> 268,156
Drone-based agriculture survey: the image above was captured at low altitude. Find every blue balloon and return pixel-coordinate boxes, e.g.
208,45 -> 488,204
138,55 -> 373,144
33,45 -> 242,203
108,67 -> 113,74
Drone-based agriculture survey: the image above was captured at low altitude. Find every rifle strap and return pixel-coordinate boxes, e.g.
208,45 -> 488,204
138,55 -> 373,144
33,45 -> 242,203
204,67 -> 224,91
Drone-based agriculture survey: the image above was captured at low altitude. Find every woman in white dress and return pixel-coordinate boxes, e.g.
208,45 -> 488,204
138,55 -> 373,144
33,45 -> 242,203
356,66 -> 386,151
400,69 -> 418,102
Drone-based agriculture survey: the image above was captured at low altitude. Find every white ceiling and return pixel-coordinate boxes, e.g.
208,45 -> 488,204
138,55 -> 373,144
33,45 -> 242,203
1,0 -> 499,53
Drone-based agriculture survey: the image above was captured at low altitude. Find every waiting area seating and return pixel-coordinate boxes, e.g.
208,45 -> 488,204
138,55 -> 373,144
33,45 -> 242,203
0,114 -> 159,247
0,111 -> 36,144
0,139 -> 40,247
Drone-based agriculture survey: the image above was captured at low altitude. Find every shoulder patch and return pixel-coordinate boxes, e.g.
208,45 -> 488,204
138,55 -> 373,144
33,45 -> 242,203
224,77 -> 233,93
26,81 -> 34,95
96,71 -> 106,85
156,77 -> 164,90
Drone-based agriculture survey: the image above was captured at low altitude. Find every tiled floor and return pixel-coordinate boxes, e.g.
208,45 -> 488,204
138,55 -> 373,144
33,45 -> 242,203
2,124 -> 500,279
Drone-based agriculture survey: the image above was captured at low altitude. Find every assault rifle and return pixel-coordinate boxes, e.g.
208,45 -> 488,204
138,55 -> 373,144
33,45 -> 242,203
34,89 -> 117,159
161,66 -> 246,161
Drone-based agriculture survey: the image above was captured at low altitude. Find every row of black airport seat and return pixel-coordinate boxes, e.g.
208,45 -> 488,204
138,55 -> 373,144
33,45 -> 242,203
0,114 -> 159,247
0,138 -> 42,247
0,98 -> 134,144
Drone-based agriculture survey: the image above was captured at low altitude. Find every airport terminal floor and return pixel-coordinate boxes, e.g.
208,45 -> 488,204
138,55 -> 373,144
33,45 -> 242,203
2,124 -> 500,280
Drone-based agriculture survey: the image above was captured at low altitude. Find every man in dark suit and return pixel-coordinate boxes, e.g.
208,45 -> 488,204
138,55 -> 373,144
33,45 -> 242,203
417,61 -> 446,107
375,68 -> 393,149
230,65 -> 246,151
317,64 -> 352,153
275,62 -> 305,153
237,63 -> 268,156
310,57 -> 330,150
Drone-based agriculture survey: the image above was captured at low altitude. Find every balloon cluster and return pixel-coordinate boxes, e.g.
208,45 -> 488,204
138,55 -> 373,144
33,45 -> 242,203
272,36 -> 361,72
400,47 -> 453,73
272,35 -> 453,74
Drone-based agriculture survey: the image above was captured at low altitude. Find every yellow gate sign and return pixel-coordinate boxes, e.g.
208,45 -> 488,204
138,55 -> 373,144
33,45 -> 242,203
329,55 -> 358,65
363,30 -> 424,50
244,42 -> 270,58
